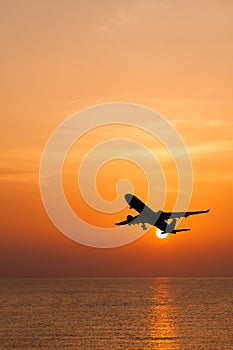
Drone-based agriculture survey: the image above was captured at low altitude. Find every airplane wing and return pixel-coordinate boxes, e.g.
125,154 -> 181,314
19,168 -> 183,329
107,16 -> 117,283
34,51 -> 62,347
115,214 -> 148,231
115,215 -> 140,226
162,209 -> 210,220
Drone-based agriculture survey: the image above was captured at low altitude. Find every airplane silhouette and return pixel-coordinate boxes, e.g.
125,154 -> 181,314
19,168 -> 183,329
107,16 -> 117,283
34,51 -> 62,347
115,194 -> 209,234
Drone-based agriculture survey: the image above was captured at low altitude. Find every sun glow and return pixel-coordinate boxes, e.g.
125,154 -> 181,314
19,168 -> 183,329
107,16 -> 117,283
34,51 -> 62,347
156,228 -> 168,239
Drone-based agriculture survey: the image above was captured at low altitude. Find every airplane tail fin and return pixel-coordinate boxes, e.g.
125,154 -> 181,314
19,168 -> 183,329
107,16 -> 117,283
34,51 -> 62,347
170,228 -> 190,234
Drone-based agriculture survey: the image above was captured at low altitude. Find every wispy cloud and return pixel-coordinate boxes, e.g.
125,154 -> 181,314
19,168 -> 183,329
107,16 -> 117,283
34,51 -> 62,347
195,171 -> 233,183
0,167 -> 34,176
188,139 -> 233,156
0,167 -> 37,184
172,118 -> 233,127
0,150 -> 40,184
95,1 -> 233,36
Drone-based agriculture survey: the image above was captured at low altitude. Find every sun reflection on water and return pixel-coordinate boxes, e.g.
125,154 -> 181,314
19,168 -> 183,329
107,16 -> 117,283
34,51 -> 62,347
147,278 -> 180,350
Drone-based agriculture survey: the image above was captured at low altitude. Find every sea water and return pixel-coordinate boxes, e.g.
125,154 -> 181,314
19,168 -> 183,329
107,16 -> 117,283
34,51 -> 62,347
0,278 -> 232,349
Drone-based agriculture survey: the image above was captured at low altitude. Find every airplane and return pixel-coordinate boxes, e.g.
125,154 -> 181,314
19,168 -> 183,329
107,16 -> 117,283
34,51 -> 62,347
115,194 -> 209,235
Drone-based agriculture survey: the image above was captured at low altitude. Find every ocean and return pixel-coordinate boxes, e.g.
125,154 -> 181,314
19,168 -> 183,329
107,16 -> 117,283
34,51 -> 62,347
0,278 -> 232,349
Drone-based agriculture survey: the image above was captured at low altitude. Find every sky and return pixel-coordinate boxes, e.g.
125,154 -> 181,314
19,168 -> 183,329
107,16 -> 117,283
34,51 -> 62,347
1,0 -> 233,277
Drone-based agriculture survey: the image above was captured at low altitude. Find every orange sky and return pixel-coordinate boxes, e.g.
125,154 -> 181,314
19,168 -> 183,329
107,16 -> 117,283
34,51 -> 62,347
1,0 -> 233,276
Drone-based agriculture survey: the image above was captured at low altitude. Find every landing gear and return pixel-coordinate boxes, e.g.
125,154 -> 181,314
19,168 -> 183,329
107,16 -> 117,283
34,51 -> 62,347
141,223 -> 147,231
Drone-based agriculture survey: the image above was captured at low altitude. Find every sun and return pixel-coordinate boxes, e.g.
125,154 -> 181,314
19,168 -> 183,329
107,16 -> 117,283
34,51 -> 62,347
156,228 -> 168,239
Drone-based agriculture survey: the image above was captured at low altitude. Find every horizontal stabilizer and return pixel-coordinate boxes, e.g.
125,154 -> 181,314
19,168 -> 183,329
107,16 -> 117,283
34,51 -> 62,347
171,228 -> 190,234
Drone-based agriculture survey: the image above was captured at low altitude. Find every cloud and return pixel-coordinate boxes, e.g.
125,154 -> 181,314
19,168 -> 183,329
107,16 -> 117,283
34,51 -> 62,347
95,1 -> 233,38
0,148 -> 41,184
0,167 -> 34,176
172,118 -> 233,127
0,168 -> 37,184
96,5 -> 147,34
0,164 -> 38,184
188,139 -> 233,156
195,171 -> 233,183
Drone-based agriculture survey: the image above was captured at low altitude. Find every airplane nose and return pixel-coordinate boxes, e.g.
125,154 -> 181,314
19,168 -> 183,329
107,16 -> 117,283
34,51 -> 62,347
125,193 -> 133,204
